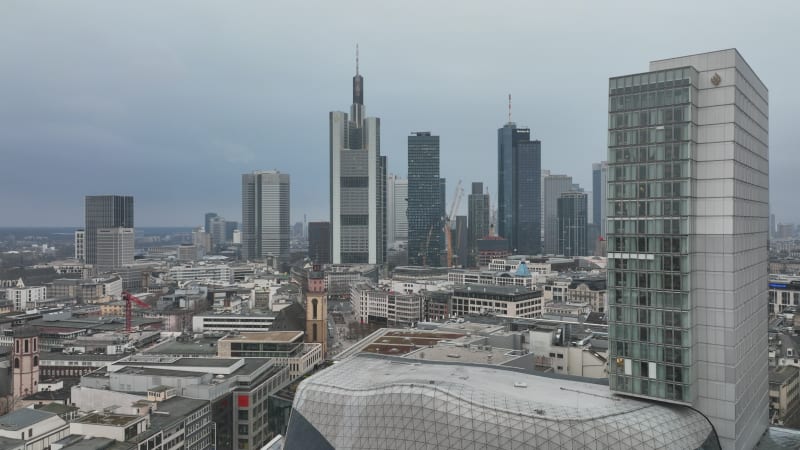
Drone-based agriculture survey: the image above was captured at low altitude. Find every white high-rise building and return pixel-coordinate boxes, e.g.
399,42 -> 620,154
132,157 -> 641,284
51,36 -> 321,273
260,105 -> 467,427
387,175 -> 408,245
330,50 -> 386,264
606,49 -> 768,450
75,229 -> 85,262
95,227 -> 134,272
241,170 -> 290,266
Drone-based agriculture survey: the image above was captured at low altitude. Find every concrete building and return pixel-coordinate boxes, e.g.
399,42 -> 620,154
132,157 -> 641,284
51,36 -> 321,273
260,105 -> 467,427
768,275 -> 800,315
387,174 -> 408,244
350,280 -> 424,326
0,408 -> 69,450
407,132 -> 443,266
217,331 -> 323,379
330,51 -> 386,265
84,195 -> 134,266
769,366 -> 800,427
95,227 -> 134,272
476,235 -> 510,267
166,264 -> 234,284
592,162 -> 608,236
557,191 -> 588,257
467,182 -> 490,267
4,281 -> 46,311
307,222 -> 331,264
543,174 -> 573,254
241,170 -> 290,266
497,122 -> 541,255
191,314 -> 275,333
450,284 -> 543,318
74,229 -> 85,262
606,49 -> 769,449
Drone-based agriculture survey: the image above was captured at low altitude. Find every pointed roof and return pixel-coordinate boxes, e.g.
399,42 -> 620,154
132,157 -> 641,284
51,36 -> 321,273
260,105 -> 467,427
514,261 -> 531,277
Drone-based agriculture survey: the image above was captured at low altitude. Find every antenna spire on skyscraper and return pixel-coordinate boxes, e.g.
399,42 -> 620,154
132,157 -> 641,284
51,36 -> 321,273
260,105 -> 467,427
356,43 -> 359,75
508,94 -> 512,123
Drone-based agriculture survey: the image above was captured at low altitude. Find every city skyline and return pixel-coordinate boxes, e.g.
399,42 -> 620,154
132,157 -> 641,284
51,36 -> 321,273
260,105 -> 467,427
1,2 -> 798,227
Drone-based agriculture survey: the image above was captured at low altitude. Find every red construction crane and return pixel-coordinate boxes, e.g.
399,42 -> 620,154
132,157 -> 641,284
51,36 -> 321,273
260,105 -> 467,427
122,291 -> 150,334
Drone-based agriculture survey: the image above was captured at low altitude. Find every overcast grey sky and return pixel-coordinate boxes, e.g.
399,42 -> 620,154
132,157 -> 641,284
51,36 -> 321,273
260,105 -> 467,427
1,1 -> 797,227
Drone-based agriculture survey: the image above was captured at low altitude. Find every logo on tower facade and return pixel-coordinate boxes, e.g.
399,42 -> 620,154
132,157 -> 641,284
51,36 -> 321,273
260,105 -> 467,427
711,73 -> 721,86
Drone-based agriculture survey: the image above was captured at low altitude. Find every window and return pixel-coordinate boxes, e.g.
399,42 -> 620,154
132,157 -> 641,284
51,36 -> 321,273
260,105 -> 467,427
24,339 -> 29,353
33,356 -> 38,367
14,358 -> 19,369
312,299 -> 318,319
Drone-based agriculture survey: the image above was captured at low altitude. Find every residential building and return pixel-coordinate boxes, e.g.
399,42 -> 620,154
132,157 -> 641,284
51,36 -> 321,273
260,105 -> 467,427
557,191 -> 588,257
5,282 -> 46,311
543,174 -> 573,254
407,132 -> 443,266
84,195 -> 134,266
330,51 -> 386,265
387,174 -> 408,244
606,50 -> 769,449
497,122 -> 541,254
307,222 -> 331,264
592,162 -> 608,236
242,171 -> 290,266
467,182 -> 490,267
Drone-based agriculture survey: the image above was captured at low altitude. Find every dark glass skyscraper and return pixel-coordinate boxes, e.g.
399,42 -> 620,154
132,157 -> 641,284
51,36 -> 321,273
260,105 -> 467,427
557,191 -> 588,257
498,123 -> 541,254
308,221 -> 331,264
84,195 -> 134,265
468,182 -> 489,267
407,132 -> 442,266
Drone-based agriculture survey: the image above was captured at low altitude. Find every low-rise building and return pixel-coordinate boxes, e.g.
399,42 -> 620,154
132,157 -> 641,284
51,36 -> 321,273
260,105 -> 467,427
217,332 -> 323,379
191,314 -> 275,333
769,275 -> 800,315
3,281 -> 47,311
0,408 -> 69,450
350,281 -> 424,326
566,276 -> 607,312
450,284 -> 543,319
769,366 -> 800,427
167,264 -> 234,284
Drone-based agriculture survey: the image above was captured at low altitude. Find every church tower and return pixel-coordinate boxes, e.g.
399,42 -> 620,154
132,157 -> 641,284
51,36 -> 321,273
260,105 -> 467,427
305,264 -> 328,357
12,327 -> 40,398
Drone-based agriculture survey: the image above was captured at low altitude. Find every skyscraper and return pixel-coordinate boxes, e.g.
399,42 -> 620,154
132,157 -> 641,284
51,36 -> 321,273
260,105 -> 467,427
308,221 -> 331,264
204,212 -> 218,234
592,161 -> 608,236
497,122 -> 541,254
407,132 -> 443,266
95,227 -> 135,271
468,182 -> 490,267
557,191 -> 588,257
606,50 -> 768,450
387,175 -> 408,244
241,170 -> 290,266
330,49 -> 386,264
84,195 -> 134,266
543,174 -> 573,254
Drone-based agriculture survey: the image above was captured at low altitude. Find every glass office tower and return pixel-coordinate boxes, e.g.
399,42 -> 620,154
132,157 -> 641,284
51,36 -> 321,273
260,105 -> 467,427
606,50 -> 768,450
407,132 -> 442,266
497,123 -> 541,255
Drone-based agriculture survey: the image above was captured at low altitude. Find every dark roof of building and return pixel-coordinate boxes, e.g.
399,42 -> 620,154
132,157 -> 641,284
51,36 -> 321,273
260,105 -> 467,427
40,353 -> 124,361
453,284 -> 541,299
270,301 -> 306,332
769,366 -> 799,386
755,427 -> 800,449
0,436 -> 24,450
568,277 -> 607,290
35,402 -> 79,415
23,388 -> 71,401
585,312 -> 608,325
12,326 -> 39,338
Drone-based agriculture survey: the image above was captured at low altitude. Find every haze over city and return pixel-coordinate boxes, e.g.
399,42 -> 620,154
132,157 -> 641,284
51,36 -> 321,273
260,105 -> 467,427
1,0 -> 798,226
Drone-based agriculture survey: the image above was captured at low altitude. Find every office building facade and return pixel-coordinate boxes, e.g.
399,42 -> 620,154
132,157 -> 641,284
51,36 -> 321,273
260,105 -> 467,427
74,229 -> 85,262
557,191 -> 588,257
95,227 -> 135,271
241,171 -> 290,265
467,182 -> 490,267
387,175 -> 408,244
308,222 -> 331,264
498,123 -> 541,254
592,161 -> 608,236
330,55 -> 386,264
407,132 -> 443,266
543,174 -> 573,255
84,195 -> 134,266
606,50 -> 769,449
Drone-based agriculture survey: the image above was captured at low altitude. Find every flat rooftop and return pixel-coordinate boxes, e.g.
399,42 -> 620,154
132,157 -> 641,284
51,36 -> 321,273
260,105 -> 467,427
143,337 -> 220,356
404,344 -> 521,365
219,331 -> 304,343
75,412 -> 142,427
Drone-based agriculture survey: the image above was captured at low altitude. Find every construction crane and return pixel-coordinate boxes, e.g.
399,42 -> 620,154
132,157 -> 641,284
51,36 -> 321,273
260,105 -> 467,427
122,291 -> 150,334
444,180 -> 464,267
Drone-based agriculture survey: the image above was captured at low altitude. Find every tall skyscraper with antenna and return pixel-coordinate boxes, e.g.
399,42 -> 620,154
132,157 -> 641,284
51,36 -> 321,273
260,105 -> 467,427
330,46 -> 387,264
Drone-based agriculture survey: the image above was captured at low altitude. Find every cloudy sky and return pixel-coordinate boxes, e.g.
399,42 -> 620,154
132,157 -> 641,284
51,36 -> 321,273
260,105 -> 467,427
1,1 -> 797,227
